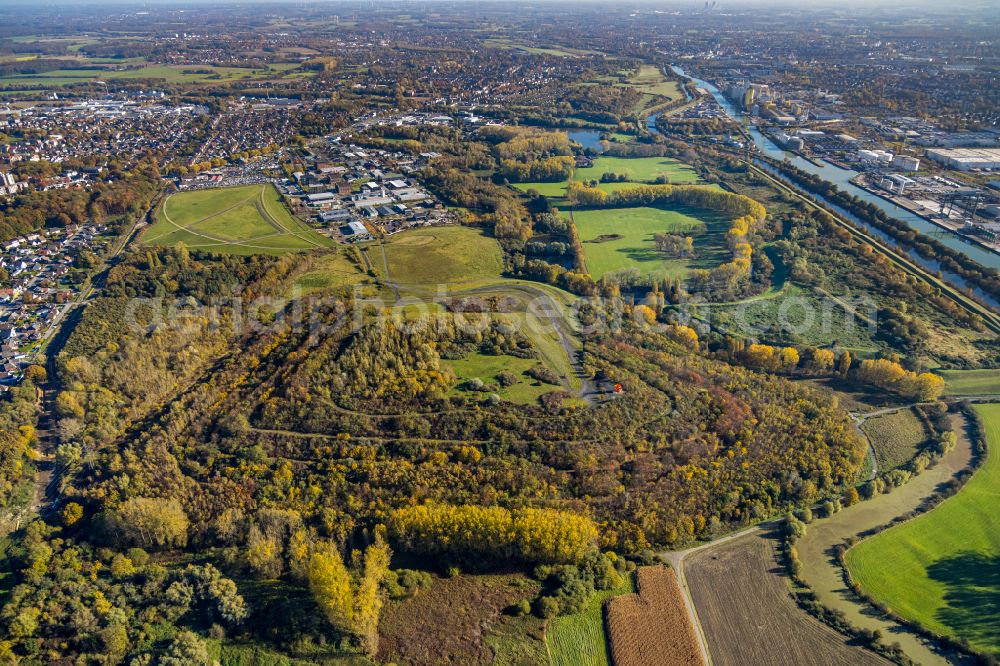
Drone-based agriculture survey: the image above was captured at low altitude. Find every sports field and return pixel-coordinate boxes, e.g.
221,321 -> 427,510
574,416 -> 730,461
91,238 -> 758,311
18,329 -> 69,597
569,204 -> 729,279
142,184 -> 333,255
846,403 -> 1000,656
380,225 -> 504,287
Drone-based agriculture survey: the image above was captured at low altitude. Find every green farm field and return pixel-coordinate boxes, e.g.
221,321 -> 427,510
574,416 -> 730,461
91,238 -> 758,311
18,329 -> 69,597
861,407 -> 930,470
547,576 -> 634,666
142,184 -> 333,255
569,204 -> 729,280
794,410 -> 974,666
380,225 -> 504,287
939,369 -> 1000,396
846,403 -> 1000,657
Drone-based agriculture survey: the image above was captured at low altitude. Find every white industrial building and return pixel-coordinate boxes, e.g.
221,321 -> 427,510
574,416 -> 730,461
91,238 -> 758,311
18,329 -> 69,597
857,149 -> 894,163
926,148 -> 1000,171
880,174 -> 915,195
892,155 -> 920,172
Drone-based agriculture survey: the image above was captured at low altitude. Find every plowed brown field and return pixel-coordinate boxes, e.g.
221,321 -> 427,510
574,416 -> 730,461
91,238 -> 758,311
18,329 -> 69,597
685,528 -> 888,666
606,566 -> 702,666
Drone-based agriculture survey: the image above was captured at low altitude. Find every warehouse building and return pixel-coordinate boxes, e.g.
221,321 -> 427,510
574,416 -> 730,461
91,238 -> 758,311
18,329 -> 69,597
926,148 -> 1000,171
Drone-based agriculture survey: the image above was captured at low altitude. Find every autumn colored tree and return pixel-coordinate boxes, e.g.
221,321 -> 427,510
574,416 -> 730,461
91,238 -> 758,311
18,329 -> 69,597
104,497 -> 189,550
809,349 -> 835,373
309,541 -> 354,635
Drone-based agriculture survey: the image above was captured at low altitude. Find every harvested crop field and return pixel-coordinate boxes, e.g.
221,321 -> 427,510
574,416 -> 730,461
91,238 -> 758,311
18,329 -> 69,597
685,528 -> 888,666
606,566 -> 701,666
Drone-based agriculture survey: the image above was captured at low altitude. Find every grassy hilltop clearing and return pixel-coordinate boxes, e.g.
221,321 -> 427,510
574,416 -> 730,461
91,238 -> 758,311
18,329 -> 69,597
847,403 -> 1000,656
376,225 -> 504,287
142,184 -> 333,255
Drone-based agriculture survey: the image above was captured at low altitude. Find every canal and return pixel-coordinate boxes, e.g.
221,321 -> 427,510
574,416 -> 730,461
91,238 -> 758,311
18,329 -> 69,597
667,65 -> 1000,273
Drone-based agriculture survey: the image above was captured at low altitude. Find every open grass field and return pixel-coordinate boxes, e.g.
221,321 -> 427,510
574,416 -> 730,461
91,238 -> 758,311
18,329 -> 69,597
626,65 -> 684,97
794,411 -> 974,666
446,351 -> 558,405
574,156 -> 699,185
846,403 -> 1000,657
377,573 -> 545,666
605,567 -> 701,666
547,575 -> 634,666
939,368 -> 1000,396
512,156 -> 701,203
686,528 -> 888,666
861,407 -> 930,470
0,63 -> 303,88
482,37 -> 598,57
143,184 -> 333,255
613,65 -> 685,113
381,225 -> 504,287
569,204 -> 729,280
290,251 -> 368,296
692,281 -> 881,352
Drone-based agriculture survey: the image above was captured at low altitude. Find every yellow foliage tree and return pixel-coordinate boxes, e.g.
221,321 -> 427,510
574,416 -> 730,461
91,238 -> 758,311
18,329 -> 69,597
780,347 -> 800,369
745,343 -> 776,369
308,542 -> 354,634
353,536 -> 392,655
634,304 -> 657,326
809,349 -> 835,373
667,325 -> 699,349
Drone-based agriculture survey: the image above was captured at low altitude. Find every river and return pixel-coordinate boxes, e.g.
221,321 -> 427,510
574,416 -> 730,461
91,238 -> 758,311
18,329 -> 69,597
666,65 -> 1000,277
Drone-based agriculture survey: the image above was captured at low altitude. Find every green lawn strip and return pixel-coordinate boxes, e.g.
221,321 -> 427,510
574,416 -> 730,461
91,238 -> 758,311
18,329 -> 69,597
546,576 -> 634,666
845,403 -> 1000,657
939,369 -> 1000,396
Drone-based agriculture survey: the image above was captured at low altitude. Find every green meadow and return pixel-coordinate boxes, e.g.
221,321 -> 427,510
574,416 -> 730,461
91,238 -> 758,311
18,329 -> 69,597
846,403 -> 1000,657
569,204 -> 729,280
380,225 -> 504,287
